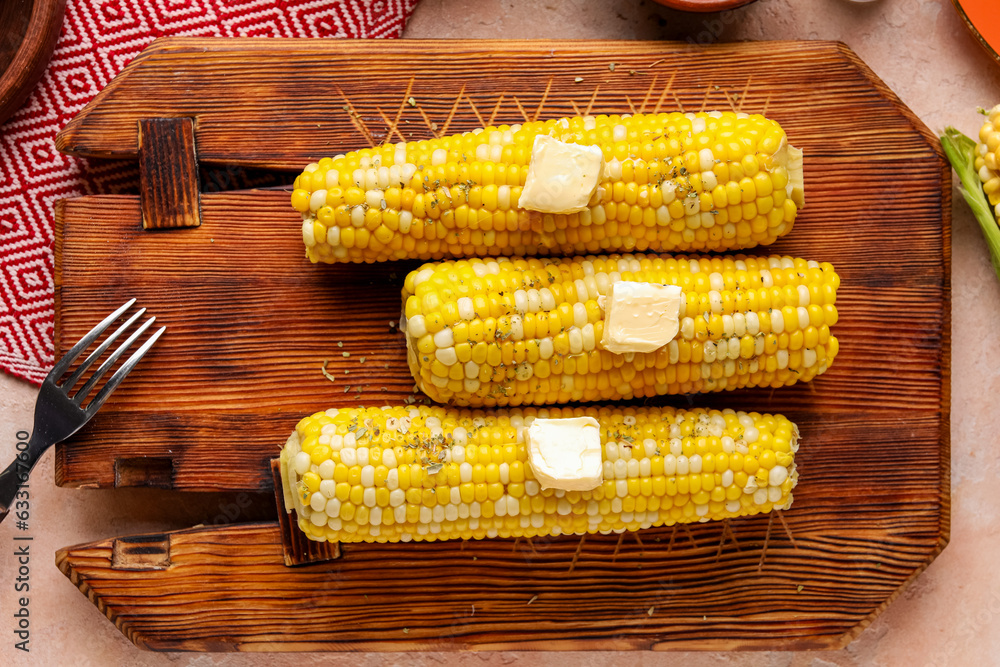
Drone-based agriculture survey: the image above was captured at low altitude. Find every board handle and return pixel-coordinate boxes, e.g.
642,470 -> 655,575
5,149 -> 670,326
111,534 -> 172,571
138,117 -> 201,230
272,459 -> 341,566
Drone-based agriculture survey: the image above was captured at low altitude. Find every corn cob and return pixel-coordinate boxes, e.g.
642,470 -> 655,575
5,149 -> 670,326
280,404 -> 799,544
291,111 -> 804,263
976,104 -> 1000,223
402,253 -> 839,407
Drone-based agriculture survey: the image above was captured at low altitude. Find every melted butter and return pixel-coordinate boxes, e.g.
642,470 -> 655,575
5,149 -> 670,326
525,416 -> 603,491
517,135 -> 603,214
599,281 -> 683,354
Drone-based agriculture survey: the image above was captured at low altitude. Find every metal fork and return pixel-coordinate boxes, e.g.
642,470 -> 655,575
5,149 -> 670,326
0,299 -> 165,523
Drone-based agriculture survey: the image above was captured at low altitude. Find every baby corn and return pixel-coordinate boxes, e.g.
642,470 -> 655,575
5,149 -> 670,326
942,109 -> 1000,283
292,111 -> 804,263
976,104 -> 1000,224
402,253 -> 839,407
280,404 -> 799,544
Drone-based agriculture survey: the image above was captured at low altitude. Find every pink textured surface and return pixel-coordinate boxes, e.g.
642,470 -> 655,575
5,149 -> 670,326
0,0 -> 419,384
2,0 -> 999,665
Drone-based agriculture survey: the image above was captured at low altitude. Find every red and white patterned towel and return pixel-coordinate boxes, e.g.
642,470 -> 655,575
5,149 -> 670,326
0,0 -> 419,384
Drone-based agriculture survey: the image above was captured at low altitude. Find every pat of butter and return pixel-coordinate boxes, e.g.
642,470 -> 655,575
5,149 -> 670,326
518,135 -> 603,214
525,417 -> 603,492
771,134 -> 805,210
599,281 -> 683,354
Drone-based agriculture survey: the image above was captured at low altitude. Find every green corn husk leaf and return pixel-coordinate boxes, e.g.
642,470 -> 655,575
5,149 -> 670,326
940,126 -> 1000,282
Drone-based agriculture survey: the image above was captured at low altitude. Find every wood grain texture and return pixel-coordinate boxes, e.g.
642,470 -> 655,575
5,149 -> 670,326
138,117 -> 201,229
53,39 -> 950,651
55,38 -> 937,169
0,0 -> 32,73
55,514 -> 938,651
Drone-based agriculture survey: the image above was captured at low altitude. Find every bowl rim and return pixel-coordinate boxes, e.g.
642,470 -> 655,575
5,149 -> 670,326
951,0 -> 1000,65
653,0 -> 758,12
0,0 -> 66,125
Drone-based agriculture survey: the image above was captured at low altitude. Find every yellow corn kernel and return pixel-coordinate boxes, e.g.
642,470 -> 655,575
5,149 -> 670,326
294,112 -> 803,263
974,105 -> 1000,221
281,404 -> 798,543
403,252 -> 838,406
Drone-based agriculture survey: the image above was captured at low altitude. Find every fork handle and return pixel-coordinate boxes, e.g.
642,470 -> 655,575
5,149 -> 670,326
0,433 -> 44,520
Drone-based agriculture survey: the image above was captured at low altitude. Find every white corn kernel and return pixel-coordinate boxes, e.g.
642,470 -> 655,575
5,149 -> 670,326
293,451 -> 311,475
310,492 -> 326,512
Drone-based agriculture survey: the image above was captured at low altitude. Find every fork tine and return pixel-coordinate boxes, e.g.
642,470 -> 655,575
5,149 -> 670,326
74,316 -> 156,404
62,308 -> 146,393
84,326 -> 166,416
49,298 -> 137,381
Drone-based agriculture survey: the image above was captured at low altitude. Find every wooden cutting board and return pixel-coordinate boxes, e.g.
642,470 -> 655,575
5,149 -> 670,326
53,38 -> 950,651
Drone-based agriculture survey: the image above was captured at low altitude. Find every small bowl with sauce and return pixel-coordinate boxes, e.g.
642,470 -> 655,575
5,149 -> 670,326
651,0 -> 758,12
952,0 -> 1000,65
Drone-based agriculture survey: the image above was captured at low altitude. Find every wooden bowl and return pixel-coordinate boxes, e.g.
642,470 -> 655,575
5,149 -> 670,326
0,0 -> 66,125
652,0 -> 758,12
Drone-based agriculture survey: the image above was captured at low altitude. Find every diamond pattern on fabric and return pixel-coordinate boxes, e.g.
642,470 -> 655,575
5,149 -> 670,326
0,0 -> 419,384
